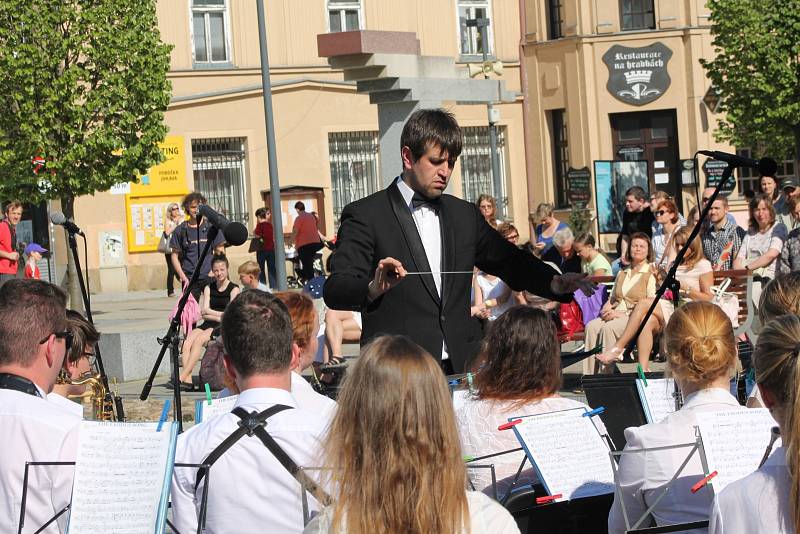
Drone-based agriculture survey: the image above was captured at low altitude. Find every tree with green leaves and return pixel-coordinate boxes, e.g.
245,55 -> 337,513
700,0 -> 800,168
0,0 -> 172,304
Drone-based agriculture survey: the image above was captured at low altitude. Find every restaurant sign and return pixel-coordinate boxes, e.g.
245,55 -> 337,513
602,43 -> 672,106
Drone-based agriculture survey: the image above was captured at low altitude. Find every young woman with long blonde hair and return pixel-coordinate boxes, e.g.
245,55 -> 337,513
305,335 -> 519,534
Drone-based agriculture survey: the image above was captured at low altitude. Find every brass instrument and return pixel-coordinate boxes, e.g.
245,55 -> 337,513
64,372 -> 116,421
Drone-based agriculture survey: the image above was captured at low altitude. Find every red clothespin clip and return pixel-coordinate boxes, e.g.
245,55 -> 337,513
536,493 -> 562,504
690,470 -> 718,493
498,419 -> 522,431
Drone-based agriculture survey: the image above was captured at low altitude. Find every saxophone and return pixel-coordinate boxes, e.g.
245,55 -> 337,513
66,373 -> 117,421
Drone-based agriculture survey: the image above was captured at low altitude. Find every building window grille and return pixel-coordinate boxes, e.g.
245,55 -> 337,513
191,0 -> 230,65
192,138 -> 248,224
457,0 -> 493,57
328,131 -> 380,225
547,0 -> 565,39
461,126 -> 508,218
550,110 -> 570,209
620,0 -> 655,31
327,0 -> 363,33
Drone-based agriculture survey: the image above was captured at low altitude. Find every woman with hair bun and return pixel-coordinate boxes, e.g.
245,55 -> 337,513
306,335 -> 519,534
709,315 -> 800,534
608,301 -> 745,533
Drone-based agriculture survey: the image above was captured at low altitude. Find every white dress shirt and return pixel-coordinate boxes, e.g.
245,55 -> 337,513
608,387 -> 745,534
291,371 -> 336,420
46,392 -> 84,418
396,177 -> 449,360
456,395 -> 607,496
171,387 -> 329,534
304,490 -> 520,533
708,446 -> 791,534
0,389 -> 81,534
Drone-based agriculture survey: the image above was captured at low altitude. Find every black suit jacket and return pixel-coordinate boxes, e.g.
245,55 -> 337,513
323,181 -> 569,372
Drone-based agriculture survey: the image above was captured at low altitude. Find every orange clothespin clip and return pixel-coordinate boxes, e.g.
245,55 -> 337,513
690,470 -> 718,493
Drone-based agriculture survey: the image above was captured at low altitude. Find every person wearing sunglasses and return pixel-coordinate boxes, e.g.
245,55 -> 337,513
48,310 -> 101,417
0,278 -> 81,532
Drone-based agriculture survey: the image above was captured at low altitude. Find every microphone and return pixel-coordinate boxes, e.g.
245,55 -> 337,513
197,204 -> 249,246
698,151 -> 778,176
50,212 -> 85,236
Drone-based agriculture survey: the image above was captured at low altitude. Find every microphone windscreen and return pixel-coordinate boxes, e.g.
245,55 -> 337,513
758,158 -> 778,177
224,222 -> 249,246
50,212 -> 67,225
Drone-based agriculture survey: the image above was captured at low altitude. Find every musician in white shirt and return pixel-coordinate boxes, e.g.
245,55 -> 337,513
608,301 -> 744,533
171,290 -> 329,534
709,315 -> 799,534
0,279 -> 80,534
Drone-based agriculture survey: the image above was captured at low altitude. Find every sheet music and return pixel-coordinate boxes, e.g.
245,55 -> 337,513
196,394 -> 238,423
512,408 -> 614,500
636,378 -> 677,424
696,408 -> 779,492
68,421 -> 176,534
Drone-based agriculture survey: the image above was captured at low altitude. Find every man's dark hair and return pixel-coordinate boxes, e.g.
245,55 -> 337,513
182,191 -> 207,211
294,201 -> 305,212
66,309 -> 100,365
625,186 -> 647,201
0,279 -> 67,366
400,108 -> 463,162
255,207 -> 267,219
221,290 -> 293,377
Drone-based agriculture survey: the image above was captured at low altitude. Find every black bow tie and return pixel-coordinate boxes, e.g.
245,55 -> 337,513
411,193 -> 441,212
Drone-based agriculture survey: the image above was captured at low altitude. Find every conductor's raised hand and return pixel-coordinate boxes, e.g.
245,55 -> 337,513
550,272 -> 596,297
367,257 -> 407,300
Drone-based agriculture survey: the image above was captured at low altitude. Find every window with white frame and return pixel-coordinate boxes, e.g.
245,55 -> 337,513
327,0 -> 363,33
457,0 -> 493,57
461,126 -> 508,218
191,0 -> 230,65
192,138 -> 248,224
329,131 -> 380,225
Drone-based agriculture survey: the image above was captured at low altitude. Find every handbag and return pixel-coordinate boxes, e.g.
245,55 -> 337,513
248,236 -> 263,253
157,232 -> 171,254
557,300 -> 584,341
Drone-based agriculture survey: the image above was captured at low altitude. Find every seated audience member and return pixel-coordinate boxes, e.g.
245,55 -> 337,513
709,315 -> 799,534
584,233 -> 655,374
477,194 -> 501,229
323,309 -> 361,366
607,301 -> 743,533
305,335 -> 519,534
274,291 -> 336,416
777,196 -> 800,275
700,191 -> 745,270
0,279 -> 80,533
597,226 -> 714,371
777,178 -> 800,231
48,310 -> 100,417
238,260 -> 270,292
541,227 -> 582,274
177,255 -> 240,389
456,306 -> 606,497
472,268 -> 513,322
496,222 -> 520,246
649,191 -> 686,234
687,205 -> 700,227
734,193 -> 787,306
651,198 -> 683,267
574,232 -> 612,276
532,202 -> 568,255
760,174 -> 782,209
172,290 -> 330,533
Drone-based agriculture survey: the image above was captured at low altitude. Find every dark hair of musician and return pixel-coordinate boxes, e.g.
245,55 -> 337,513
400,108 -> 463,162
65,310 -> 100,365
752,315 -> 800,534
181,191 -> 206,211
0,279 -> 67,366
323,335 -> 469,534
472,306 -> 561,406
663,301 -> 736,386
221,290 -> 293,376
759,272 -> 800,324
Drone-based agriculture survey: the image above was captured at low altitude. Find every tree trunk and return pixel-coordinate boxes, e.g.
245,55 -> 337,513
61,195 -> 84,313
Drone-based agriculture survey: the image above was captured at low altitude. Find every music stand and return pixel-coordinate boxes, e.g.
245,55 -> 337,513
581,371 -> 665,450
464,447 -> 526,502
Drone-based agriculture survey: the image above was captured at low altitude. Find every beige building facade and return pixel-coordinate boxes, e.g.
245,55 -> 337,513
58,0 -> 534,292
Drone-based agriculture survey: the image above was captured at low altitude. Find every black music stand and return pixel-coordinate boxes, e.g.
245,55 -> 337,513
18,461 -> 211,534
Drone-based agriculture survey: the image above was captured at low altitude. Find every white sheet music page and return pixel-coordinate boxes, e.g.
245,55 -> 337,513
512,407 -> 614,500
636,378 -> 677,424
196,394 -> 238,423
68,421 -> 175,534
452,389 -> 471,413
696,408 -> 779,492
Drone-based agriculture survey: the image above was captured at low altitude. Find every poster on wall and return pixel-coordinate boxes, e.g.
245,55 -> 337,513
125,195 -> 183,253
594,160 -> 649,233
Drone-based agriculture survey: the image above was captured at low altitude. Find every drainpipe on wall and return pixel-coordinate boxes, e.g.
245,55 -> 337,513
518,0 -> 536,237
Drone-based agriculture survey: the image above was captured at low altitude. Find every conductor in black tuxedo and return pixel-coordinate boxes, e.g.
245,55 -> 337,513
323,109 -> 592,373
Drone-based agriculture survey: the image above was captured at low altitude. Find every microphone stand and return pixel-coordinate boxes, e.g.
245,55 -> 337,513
619,163 -> 737,373
140,225 -> 219,433
62,227 -> 123,420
